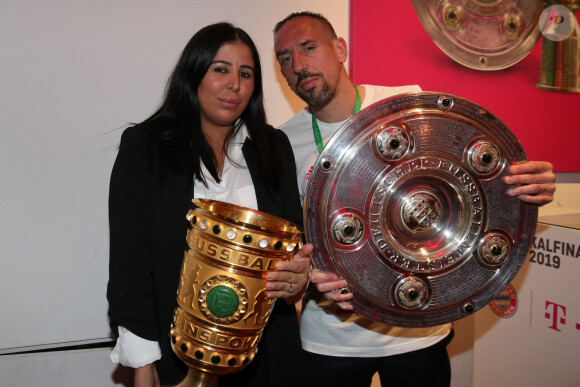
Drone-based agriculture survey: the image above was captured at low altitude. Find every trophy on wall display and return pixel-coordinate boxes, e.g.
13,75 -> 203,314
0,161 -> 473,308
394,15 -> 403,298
304,92 -> 538,327
170,199 -> 302,387
411,0 -> 546,70
412,0 -> 580,91
537,1 -> 580,92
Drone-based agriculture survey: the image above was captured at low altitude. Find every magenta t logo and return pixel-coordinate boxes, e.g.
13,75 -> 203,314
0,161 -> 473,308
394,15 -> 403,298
545,300 -> 566,332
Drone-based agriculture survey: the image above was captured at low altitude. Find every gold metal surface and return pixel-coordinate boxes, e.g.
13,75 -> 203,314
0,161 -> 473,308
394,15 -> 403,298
537,1 -> 580,92
170,199 -> 302,386
503,12 -> 523,40
442,3 -> 464,32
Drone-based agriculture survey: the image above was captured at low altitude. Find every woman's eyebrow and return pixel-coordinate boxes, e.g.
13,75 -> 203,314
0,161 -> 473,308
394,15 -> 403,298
211,60 -> 254,71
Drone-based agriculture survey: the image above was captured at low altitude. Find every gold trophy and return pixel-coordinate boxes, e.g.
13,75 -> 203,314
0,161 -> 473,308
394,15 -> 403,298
537,1 -> 580,92
169,199 -> 302,387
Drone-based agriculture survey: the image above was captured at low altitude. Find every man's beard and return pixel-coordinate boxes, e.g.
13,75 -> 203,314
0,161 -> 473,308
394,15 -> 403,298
295,71 -> 336,110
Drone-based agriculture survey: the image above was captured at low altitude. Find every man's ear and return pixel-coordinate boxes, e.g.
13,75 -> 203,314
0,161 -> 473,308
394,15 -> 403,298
335,37 -> 348,63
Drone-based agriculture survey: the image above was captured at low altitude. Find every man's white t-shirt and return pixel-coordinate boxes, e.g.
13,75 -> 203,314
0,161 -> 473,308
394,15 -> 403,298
280,84 -> 451,357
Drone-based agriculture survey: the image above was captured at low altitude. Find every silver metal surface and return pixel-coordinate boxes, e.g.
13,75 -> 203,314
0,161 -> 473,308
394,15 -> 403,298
411,0 -> 547,70
304,92 -> 538,327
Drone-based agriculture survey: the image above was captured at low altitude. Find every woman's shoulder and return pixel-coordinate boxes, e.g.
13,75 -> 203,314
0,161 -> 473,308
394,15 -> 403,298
114,125 -> 162,165
261,124 -> 291,144
119,124 -> 153,143
118,124 -> 163,151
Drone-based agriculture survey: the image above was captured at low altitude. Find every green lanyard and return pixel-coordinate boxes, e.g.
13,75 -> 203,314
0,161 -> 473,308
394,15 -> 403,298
311,84 -> 361,153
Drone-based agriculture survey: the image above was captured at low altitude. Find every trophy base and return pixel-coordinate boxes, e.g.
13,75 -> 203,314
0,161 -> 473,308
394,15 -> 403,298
165,368 -> 219,387
536,84 -> 580,93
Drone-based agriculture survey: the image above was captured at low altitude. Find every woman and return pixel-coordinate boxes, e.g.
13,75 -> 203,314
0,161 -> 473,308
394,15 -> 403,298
107,23 -> 311,387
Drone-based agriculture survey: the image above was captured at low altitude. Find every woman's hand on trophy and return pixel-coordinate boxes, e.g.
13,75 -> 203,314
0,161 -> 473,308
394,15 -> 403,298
266,243 -> 313,303
311,269 -> 354,311
504,160 -> 555,205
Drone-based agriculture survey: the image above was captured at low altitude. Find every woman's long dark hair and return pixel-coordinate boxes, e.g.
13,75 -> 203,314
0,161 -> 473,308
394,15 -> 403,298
139,22 -> 272,186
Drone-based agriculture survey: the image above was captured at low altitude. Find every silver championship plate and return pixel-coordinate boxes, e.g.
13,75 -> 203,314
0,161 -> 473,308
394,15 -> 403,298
304,92 -> 538,327
411,0 -> 546,70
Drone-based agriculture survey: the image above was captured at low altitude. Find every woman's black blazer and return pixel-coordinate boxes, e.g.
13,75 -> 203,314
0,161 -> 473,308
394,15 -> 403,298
107,125 -> 305,386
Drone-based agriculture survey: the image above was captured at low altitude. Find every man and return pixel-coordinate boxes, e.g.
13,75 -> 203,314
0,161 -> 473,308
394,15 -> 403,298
273,11 -> 555,387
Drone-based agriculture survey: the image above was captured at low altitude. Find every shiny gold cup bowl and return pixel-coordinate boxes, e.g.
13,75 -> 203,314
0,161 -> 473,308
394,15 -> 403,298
170,199 -> 302,387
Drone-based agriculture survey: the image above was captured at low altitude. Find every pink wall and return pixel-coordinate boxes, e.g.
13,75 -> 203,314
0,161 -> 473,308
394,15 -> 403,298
349,1 -> 579,172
